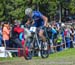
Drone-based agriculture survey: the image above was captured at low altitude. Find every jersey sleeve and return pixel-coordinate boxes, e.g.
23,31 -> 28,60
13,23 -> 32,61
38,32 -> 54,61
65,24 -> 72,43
38,11 -> 43,17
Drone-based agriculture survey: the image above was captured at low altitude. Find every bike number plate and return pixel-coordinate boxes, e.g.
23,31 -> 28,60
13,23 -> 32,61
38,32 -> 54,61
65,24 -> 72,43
30,27 -> 36,32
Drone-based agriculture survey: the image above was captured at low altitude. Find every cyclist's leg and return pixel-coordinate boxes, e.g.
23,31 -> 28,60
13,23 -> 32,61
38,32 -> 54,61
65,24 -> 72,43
39,29 -> 46,42
39,29 -> 48,50
39,29 -> 49,58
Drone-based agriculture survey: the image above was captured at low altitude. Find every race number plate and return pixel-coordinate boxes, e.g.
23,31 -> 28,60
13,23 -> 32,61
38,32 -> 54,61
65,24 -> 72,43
30,27 -> 36,32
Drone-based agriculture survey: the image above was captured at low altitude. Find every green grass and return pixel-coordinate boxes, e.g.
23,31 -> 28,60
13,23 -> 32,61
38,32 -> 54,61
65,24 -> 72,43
49,48 -> 75,59
0,57 -> 21,61
33,48 -> 75,59
0,48 -> 75,61
0,48 -> 75,65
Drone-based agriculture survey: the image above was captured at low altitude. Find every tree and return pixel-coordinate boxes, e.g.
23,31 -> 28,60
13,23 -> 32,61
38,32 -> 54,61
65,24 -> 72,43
69,0 -> 75,14
31,0 -> 57,21
0,0 -> 5,21
0,0 -> 29,21
0,0 -> 74,22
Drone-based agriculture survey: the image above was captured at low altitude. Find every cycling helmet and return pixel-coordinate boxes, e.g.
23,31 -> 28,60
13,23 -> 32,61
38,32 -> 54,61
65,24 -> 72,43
25,8 -> 32,16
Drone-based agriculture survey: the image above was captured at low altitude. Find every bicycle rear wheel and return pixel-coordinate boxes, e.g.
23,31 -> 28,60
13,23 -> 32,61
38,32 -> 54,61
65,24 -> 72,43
40,41 -> 49,58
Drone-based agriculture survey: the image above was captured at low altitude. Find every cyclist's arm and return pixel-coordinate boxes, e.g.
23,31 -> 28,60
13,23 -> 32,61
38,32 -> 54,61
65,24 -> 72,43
25,19 -> 31,25
42,15 -> 48,26
26,19 -> 34,26
37,11 -> 48,26
31,20 -> 34,25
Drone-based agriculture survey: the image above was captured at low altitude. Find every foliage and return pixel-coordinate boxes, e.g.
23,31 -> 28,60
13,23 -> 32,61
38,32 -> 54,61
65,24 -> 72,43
0,0 -> 75,21
69,0 -> 75,14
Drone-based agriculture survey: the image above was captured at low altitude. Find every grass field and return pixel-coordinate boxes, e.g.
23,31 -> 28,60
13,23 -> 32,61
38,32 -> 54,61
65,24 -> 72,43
0,48 -> 75,65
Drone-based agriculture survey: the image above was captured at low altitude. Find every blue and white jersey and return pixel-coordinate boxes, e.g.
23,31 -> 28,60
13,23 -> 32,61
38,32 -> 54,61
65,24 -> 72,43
32,11 -> 44,27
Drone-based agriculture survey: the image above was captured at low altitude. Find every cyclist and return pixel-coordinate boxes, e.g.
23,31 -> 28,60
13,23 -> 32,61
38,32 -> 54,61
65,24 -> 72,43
25,8 -> 48,46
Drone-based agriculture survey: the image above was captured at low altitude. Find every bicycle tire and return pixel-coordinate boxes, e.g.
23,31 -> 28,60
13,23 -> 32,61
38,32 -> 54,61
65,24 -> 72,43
40,40 -> 49,58
23,38 -> 33,60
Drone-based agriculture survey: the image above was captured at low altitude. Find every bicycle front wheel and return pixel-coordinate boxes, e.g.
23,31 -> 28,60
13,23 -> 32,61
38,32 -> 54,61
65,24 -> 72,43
23,38 -> 33,60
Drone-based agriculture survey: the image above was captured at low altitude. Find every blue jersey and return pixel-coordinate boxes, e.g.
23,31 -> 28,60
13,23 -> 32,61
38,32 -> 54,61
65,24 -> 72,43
32,11 -> 44,27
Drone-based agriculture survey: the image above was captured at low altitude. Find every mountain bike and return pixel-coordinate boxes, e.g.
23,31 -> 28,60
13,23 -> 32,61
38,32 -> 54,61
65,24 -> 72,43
23,26 -> 50,60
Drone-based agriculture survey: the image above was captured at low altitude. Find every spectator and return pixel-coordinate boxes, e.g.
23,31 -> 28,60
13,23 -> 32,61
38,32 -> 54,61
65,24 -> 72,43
0,22 -> 2,46
10,22 -> 23,48
64,26 -> 71,48
56,32 -> 62,51
20,25 -> 25,47
2,23 -> 10,48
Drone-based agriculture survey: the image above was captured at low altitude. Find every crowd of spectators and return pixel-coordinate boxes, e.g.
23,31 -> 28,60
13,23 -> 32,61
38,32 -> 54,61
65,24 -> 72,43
0,20 -> 75,56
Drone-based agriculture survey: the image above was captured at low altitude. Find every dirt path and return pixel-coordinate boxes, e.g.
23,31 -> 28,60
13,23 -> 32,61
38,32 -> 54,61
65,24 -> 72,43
0,57 -> 75,65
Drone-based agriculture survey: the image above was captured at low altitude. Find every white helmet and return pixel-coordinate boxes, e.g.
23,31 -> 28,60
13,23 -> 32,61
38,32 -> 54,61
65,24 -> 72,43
25,8 -> 32,16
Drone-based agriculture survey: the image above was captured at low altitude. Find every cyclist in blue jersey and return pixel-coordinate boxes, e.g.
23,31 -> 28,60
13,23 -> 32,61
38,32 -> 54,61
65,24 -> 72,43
25,8 -> 48,44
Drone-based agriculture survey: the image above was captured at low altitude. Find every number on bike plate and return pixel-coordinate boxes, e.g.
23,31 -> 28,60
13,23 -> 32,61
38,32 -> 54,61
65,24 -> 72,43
30,27 -> 36,32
